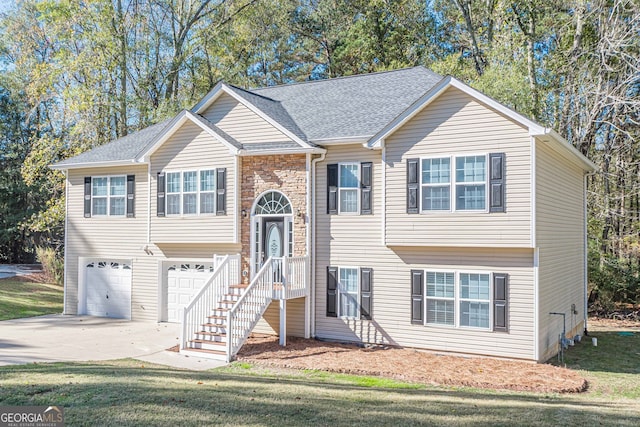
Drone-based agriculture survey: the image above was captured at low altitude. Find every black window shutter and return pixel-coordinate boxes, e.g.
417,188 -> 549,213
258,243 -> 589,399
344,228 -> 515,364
411,269 -> 424,324
157,172 -> 165,217
360,162 -> 372,215
489,153 -> 506,213
216,168 -> 226,215
326,266 -> 338,317
126,175 -> 135,218
360,268 -> 372,320
493,273 -> 509,332
327,164 -> 338,214
407,158 -> 419,214
84,177 -> 92,218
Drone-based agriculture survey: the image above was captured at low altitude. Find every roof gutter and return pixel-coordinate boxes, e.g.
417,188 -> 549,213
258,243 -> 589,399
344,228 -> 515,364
49,159 -> 144,171
237,147 -> 326,156
309,136 -> 371,146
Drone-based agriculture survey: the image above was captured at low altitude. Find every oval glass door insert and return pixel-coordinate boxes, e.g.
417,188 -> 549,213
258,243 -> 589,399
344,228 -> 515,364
267,224 -> 282,258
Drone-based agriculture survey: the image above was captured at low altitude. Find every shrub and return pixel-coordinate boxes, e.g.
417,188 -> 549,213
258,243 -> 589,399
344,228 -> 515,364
35,246 -> 64,285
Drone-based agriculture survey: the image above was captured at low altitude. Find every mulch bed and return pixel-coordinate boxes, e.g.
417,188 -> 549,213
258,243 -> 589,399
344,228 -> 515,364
236,335 -> 587,393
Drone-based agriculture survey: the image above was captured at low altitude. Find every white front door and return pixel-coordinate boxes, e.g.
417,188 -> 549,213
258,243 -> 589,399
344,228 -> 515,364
166,263 -> 214,322
252,216 -> 293,275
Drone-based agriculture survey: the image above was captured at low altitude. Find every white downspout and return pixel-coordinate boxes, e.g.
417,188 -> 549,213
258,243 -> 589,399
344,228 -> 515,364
62,170 -> 69,315
531,136 -> 539,361
583,171 -> 595,334
310,151 -> 326,338
381,140 -> 386,246
147,162 -> 151,244
234,155 -> 240,245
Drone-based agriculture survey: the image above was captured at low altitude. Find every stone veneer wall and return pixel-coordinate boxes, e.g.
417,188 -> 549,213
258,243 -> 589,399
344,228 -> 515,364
240,154 -> 307,284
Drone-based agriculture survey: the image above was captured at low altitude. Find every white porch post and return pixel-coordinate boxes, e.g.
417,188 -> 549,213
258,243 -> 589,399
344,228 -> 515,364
280,256 -> 287,346
279,299 -> 287,346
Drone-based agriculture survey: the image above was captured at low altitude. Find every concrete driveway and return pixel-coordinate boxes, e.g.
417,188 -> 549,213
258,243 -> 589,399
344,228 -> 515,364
0,315 -> 225,370
0,264 -> 40,279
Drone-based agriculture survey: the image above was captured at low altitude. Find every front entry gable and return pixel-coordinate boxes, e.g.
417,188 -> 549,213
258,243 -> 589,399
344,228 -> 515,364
194,83 -> 313,149
140,110 -> 240,163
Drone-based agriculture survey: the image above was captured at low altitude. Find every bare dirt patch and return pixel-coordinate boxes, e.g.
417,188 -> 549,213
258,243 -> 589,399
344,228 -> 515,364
237,335 -> 586,393
588,315 -> 640,331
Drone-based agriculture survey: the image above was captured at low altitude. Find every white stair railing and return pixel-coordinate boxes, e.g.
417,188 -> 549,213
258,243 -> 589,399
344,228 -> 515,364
226,257 -> 278,361
226,255 -> 310,361
180,254 -> 240,350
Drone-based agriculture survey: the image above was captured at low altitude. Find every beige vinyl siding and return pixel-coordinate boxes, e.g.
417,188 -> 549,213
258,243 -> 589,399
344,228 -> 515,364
315,144 -> 536,360
201,93 -> 293,144
385,87 -> 532,248
65,165 -> 157,320
253,298 -> 306,337
150,121 -> 236,243
536,140 -> 586,361
65,162 -> 241,321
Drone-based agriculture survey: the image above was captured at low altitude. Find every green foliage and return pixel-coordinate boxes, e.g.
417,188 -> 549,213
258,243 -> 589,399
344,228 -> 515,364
35,246 -> 64,286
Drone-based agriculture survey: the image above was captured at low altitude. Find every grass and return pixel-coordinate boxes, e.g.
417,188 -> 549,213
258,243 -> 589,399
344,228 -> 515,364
0,280 -> 637,426
557,330 -> 640,400
0,278 -> 63,321
1,345 -> 639,426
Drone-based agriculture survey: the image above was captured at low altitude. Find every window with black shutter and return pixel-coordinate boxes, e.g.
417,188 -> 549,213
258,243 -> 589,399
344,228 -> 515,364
407,158 -> 419,213
157,172 -> 165,217
360,162 -> 372,215
327,164 -> 338,214
216,168 -> 226,215
411,269 -> 424,324
360,268 -> 372,320
84,177 -> 92,218
493,273 -> 508,332
489,153 -> 506,213
126,175 -> 135,217
326,266 -> 338,317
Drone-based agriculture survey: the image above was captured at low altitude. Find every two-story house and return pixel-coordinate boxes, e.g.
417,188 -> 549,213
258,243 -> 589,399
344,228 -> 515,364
51,67 -> 595,362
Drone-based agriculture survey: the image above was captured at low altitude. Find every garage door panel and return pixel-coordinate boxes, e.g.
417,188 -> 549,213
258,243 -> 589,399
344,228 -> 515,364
166,263 -> 213,323
83,260 -> 132,319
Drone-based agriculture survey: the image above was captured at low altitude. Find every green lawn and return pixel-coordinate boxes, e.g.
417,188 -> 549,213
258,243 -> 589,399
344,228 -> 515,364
1,336 -> 639,426
0,279 -> 638,426
0,277 -> 63,320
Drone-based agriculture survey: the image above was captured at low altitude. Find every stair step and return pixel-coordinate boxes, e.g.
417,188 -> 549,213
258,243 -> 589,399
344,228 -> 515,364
194,331 -> 227,342
201,324 -> 227,334
188,339 -> 227,352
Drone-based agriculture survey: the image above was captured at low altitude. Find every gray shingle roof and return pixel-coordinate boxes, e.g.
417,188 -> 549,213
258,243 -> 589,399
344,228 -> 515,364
252,67 -> 442,141
53,67 -> 443,168
53,119 -> 171,167
226,85 -> 310,144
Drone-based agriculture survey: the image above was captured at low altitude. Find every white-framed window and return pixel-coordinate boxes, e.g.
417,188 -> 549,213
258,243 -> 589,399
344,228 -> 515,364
338,267 -> 359,318
328,266 -> 373,320
165,169 -> 216,216
423,271 -> 492,330
421,158 -> 451,211
420,154 -> 487,212
338,163 -> 359,214
455,156 -> 486,211
459,273 -> 490,328
91,176 -> 126,216
426,271 -> 455,325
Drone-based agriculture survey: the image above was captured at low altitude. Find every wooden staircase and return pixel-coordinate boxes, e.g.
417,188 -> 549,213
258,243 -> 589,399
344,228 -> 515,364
181,283 -> 247,360
180,254 -> 309,362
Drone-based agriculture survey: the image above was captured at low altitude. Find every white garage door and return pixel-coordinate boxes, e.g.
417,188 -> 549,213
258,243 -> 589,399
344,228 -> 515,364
167,263 -> 214,322
84,261 -> 132,319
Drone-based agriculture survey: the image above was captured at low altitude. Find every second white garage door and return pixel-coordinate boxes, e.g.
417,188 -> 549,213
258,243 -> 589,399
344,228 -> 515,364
84,261 -> 132,319
167,262 -> 214,322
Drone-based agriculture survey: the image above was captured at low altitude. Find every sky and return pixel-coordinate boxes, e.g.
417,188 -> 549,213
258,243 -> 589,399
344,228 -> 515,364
0,0 -> 14,14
